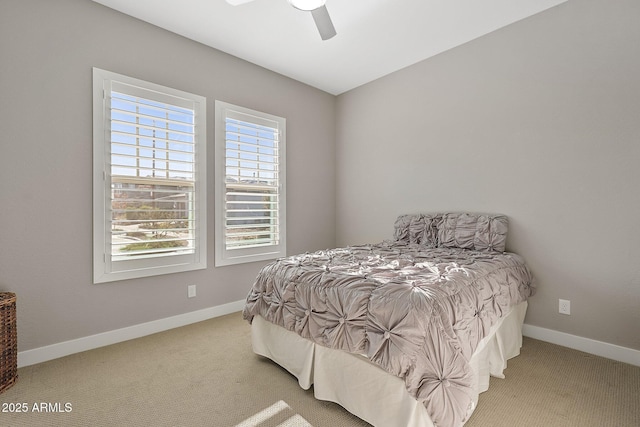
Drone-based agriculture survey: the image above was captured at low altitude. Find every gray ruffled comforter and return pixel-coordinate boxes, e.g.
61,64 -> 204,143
243,240 -> 534,427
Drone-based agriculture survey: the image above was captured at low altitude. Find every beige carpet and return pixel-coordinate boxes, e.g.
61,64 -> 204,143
1,312 -> 638,427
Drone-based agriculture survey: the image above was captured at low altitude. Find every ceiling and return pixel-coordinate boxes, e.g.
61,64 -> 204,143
91,0 -> 567,95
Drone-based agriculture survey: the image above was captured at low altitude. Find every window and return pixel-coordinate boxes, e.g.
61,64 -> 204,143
93,68 -> 206,283
215,101 -> 286,266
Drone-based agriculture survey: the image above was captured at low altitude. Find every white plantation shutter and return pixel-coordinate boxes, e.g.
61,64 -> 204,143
93,68 -> 206,283
215,102 -> 286,266
224,113 -> 280,249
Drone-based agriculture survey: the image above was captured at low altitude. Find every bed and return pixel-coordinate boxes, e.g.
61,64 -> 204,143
243,213 -> 535,427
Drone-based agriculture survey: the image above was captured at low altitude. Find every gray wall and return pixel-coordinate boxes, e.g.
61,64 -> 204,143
336,0 -> 640,350
0,0 -> 336,351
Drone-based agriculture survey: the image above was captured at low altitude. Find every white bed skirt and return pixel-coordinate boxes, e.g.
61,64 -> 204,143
251,301 -> 527,427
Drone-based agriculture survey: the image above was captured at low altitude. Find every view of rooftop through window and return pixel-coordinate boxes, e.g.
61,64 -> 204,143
109,91 -> 197,260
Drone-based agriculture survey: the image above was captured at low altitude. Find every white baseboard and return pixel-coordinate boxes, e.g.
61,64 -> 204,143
523,323 -> 640,367
18,300 -> 245,368
18,310 -> 640,369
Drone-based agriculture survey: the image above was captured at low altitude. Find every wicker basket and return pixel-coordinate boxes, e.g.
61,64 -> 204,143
0,292 -> 17,394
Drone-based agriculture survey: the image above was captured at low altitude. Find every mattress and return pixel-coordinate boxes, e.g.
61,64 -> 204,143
251,301 -> 528,427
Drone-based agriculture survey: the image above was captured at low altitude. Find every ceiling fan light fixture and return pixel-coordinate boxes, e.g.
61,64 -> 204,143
288,0 -> 326,12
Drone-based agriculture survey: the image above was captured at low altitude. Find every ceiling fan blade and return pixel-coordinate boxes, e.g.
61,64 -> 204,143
311,5 -> 337,41
225,0 -> 256,5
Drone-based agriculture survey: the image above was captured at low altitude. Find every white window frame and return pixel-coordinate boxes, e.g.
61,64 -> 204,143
214,101 -> 286,266
93,68 -> 207,283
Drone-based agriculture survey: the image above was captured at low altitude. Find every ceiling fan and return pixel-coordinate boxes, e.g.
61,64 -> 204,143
226,0 -> 337,41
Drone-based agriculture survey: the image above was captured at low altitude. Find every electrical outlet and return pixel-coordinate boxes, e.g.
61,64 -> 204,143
559,299 -> 570,315
188,284 -> 196,298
